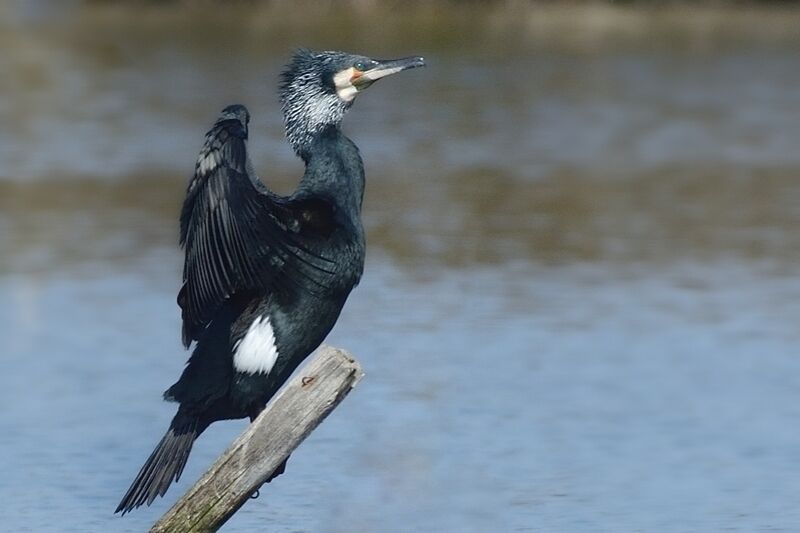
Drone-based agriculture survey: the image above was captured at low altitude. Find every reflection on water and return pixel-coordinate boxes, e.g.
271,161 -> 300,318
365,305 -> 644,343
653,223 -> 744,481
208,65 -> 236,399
2,3 -> 800,532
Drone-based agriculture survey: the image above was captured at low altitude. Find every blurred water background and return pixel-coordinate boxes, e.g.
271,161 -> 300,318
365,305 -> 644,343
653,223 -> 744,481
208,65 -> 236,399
2,1 -> 800,531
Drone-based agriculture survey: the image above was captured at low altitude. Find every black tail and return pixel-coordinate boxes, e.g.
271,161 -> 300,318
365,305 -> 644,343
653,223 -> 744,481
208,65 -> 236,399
116,411 -> 202,515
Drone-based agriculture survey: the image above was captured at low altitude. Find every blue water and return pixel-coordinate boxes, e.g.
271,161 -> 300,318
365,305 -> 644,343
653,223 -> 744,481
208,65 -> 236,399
3,257 -> 800,532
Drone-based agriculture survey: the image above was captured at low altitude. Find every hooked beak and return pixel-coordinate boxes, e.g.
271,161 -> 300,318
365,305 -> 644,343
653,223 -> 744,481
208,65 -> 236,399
353,56 -> 426,90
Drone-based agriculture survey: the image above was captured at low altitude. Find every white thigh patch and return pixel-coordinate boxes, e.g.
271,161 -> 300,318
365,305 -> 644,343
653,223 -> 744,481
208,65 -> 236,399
233,315 -> 279,375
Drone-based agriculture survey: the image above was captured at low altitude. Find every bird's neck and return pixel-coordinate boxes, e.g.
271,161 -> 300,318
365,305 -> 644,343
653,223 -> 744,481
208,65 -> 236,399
282,90 -> 349,157
297,126 -> 365,219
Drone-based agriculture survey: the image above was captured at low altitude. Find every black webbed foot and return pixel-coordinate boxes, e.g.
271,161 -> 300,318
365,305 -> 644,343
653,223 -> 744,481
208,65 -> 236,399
266,456 -> 288,483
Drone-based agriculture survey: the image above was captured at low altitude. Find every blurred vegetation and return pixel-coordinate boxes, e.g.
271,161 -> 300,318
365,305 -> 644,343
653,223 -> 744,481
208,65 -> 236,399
81,0 -> 800,3
77,0 -> 800,6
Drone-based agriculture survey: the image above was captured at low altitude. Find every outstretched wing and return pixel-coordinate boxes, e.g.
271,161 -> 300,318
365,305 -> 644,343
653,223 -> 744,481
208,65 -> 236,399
178,104 -> 334,347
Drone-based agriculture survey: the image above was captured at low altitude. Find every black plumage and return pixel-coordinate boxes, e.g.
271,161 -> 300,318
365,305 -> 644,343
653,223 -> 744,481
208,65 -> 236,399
116,49 -> 424,514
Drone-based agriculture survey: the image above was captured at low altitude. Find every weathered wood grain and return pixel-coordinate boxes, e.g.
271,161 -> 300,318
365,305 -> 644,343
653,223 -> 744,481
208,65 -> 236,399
150,345 -> 363,533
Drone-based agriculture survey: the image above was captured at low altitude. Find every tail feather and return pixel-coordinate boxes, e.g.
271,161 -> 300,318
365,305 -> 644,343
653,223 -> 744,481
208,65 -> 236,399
116,413 -> 200,515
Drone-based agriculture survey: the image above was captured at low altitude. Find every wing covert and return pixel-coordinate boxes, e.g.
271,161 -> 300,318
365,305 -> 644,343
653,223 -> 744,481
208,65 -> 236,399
178,105 -> 334,347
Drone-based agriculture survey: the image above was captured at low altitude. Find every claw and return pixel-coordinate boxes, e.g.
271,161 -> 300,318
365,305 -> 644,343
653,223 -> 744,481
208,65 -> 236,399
266,457 -> 288,483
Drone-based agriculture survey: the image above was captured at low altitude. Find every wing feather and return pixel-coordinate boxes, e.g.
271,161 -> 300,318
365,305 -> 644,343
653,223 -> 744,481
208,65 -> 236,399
178,105 -> 334,347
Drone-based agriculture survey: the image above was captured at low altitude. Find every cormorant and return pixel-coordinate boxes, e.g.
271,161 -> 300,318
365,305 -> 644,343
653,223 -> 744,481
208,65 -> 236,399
116,49 -> 424,514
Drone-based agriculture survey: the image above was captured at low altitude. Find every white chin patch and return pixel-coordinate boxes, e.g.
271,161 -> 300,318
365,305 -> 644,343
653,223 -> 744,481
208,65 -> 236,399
233,315 -> 279,375
333,67 -> 359,103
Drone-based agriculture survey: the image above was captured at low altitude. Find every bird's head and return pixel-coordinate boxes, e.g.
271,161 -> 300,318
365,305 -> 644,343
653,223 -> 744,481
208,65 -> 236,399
279,49 -> 425,156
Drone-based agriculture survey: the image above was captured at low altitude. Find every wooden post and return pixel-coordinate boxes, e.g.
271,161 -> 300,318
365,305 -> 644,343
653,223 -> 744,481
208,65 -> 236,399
150,345 -> 364,533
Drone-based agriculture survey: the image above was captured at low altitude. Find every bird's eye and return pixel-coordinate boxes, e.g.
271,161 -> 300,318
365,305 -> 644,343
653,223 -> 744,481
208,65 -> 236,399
354,61 -> 367,71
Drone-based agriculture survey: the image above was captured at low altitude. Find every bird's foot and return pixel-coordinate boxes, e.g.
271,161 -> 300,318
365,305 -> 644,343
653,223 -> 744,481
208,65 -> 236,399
248,404 -> 265,422
247,457 -> 288,500
266,456 -> 289,483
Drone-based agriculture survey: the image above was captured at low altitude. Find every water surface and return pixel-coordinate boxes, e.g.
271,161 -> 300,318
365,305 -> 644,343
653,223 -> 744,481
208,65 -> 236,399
2,3 -> 800,532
